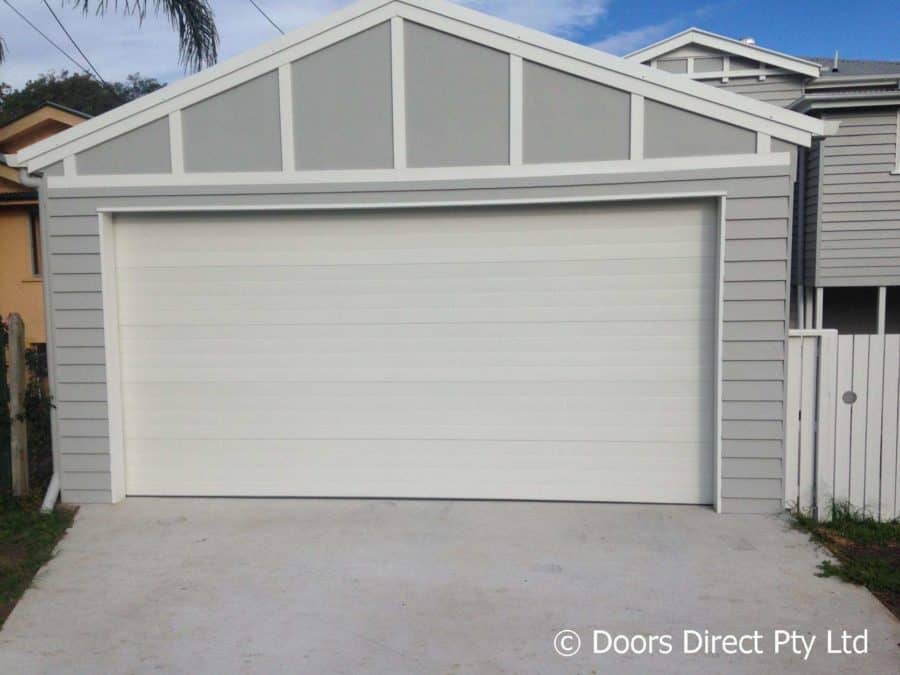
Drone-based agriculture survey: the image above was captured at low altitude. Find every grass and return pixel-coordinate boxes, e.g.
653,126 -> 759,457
793,503 -> 900,620
0,493 -> 75,629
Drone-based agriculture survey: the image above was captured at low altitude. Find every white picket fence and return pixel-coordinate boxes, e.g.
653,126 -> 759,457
786,330 -> 900,520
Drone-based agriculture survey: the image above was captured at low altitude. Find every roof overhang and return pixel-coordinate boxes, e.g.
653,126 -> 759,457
11,0 -> 827,174
625,28 -> 822,79
0,103 -> 89,153
792,91 -> 900,113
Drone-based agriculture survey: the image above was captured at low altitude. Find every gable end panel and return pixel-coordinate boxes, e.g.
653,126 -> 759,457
76,118 -> 171,175
182,72 -> 282,173
292,22 -> 394,170
404,22 -> 510,168
644,100 -> 756,159
523,61 -> 629,164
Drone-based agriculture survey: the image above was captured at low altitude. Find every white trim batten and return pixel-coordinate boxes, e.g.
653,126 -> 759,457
47,152 -> 793,189
756,132 -> 771,154
278,64 -> 296,172
509,54 -> 524,165
63,155 -> 76,177
714,196 -> 726,513
878,287 -> 887,335
95,190 -> 729,215
98,213 -> 127,502
168,110 -> 184,175
630,94 -> 644,160
391,15 -> 407,170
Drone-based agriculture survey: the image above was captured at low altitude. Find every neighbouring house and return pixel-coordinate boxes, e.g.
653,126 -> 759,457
627,29 -> 900,335
0,103 -> 89,346
7,0 -> 827,512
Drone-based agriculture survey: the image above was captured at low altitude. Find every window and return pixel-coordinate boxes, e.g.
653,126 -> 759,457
822,287 -> 878,334
28,211 -> 42,277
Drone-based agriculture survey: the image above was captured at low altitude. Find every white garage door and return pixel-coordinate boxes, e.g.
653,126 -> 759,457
114,200 -> 717,503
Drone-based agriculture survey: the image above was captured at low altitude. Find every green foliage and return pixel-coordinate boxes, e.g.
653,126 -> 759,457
792,503 -> 899,618
0,71 -> 164,125
0,318 -> 9,494
23,347 -> 53,491
0,494 -> 74,628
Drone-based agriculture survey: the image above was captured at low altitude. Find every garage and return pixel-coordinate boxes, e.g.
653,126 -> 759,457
12,0 -> 824,511
114,201 -> 717,502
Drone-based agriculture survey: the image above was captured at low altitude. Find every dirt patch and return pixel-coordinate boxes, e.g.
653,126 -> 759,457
795,509 -> 900,621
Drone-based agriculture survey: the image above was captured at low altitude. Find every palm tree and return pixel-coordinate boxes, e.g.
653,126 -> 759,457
1,0 -> 219,72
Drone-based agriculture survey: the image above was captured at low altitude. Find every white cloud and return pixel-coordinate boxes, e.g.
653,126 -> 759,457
457,0 -> 611,35
1,0 -> 613,89
591,20 -> 678,56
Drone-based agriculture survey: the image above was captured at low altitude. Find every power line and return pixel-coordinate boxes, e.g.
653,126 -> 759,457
1,0 -> 91,75
247,0 -> 284,35
41,0 -> 109,87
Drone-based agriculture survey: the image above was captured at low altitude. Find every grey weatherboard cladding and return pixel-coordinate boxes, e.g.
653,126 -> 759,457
44,163 -> 793,513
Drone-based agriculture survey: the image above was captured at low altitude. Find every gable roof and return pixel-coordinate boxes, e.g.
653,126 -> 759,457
11,0 -> 826,173
0,102 -> 89,154
626,27 -> 822,79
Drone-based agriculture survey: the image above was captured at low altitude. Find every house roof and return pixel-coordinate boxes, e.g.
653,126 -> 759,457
803,57 -> 900,78
791,88 -> 900,113
0,102 -> 89,155
625,27 -> 822,79
10,0 -> 826,174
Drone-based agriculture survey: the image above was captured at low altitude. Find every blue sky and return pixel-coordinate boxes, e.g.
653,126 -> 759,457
1,0 -> 898,89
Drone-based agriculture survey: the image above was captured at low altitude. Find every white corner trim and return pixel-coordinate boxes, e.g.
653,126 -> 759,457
63,155 -> 76,177
46,152 -> 793,189
391,15 -> 407,170
168,110 -> 184,175
721,55 -> 730,83
98,212 -> 126,503
815,287 -> 824,330
686,56 -> 695,74
629,94 -> 644,161
714,195 -> 726,514
878,286 -> 887,335
895,109 -> 900,171
16,0 -> 824,171
278,65 -> 296,172
95,191 -> 728,215
509,54 -> 524,166
756,132 -> 771,154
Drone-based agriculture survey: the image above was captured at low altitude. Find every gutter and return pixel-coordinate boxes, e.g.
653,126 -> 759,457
18,167 -> 61,514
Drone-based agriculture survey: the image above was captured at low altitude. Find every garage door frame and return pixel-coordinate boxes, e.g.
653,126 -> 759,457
97,191 -> 728,510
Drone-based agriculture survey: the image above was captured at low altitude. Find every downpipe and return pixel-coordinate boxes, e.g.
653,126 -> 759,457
19,167 -> 60,513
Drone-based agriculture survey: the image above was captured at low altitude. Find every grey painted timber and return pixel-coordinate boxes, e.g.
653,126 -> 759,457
644,100 -> 757,158
182,72 -> 282,173
404,22 -> 510,167
76,118 -> 171,175
291,23 -> 394,170
713,75 -> 806,108
813,110 -> 900,286
43,163 -> 794,512
523,62 -> 630,164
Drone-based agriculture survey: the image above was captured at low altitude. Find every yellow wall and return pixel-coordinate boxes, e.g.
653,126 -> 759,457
0,208 -> 45,345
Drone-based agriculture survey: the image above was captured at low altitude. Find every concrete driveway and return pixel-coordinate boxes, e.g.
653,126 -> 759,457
0,500 -> 897,674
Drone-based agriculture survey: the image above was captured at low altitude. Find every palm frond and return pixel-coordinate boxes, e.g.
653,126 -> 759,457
0,36 -> 6,63
68,1 -> 218,72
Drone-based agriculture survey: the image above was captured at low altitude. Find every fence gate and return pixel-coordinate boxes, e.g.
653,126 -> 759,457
787,330 -> 900,520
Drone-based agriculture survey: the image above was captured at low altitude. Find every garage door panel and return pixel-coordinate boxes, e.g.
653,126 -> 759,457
116,202 -> 716,502
116,205 -> 712,253
118,268 -> 715,295
119,333 -> 715,357
125,439 -> 712,503
117,287 -> 716,312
